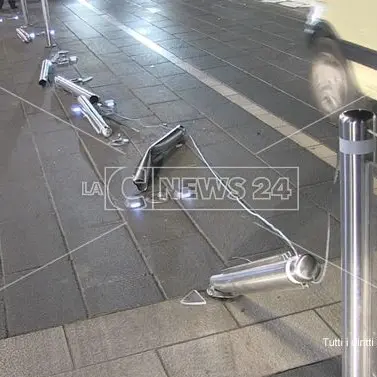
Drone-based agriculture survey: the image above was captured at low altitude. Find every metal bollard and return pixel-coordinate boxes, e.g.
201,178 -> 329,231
339,109 -> 375,377
54,76 -> 100,104
20,0 -> 29,26
16,27 -> 32,43
207,252 -> 322,298
38,59 -> 52,87
40,0 -> 53,47
78,95 -> 112,138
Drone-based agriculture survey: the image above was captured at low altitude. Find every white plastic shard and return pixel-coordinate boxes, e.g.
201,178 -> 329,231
180,290 -> 207,306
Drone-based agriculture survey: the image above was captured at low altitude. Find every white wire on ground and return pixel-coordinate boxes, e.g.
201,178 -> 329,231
189,135 -> 298,256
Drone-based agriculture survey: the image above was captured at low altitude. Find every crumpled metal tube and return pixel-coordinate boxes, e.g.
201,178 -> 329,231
133,124 -> 186,192
39,59 -> 53,87
55,76 -> 100,104
78,95 -> 112,138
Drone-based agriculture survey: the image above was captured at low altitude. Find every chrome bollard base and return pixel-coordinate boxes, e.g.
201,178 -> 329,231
206,286 -> 239,299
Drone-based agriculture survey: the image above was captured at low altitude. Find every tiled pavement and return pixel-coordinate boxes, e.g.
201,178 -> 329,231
0,0 -> 376,375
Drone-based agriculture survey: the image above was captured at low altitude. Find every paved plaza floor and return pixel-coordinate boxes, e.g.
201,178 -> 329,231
0,0 -> 371,375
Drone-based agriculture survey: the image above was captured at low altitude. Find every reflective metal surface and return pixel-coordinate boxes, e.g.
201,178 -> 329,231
207,253 -> 322,298
339,109 -> 375,377
20,0 -> 29,26
38,59 -> 52,87
16,27 -> 31,43
55,76 -> 100,104
133,125 -> 186,192
78,95 -> 112,138
41,0 -> 53,47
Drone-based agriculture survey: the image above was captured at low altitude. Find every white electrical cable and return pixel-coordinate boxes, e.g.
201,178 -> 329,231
189,135 -> 298,256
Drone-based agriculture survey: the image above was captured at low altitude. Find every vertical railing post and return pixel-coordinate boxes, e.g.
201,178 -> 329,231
20,0 -> 29,26
40,0 -> 53,47
339,109 -> 375,377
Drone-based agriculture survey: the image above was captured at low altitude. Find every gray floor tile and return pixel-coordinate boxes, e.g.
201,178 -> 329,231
301,180 -> 340,220
119,71 -> 162,89
126,201 -> 198,247
174,31 -> 208,42
169,46 -> 208,59
0,300 -> 6,339
77,70 -> 120,88
73,227 -> 148,290
84,274 -> 164,316
187,206 -> 282,260
34,129 -> 82,159
45,171 -> 120,235
54,352 -> 167,377
27,112 -> 71,134
225,262 -> 340,326
259,141 -> 336,187
269,357 -> 341,377
179,118 -> 230,147
112,97 -> 153,118
146,62 -> 185,78
133,85 -> 179,104
110,37 -> 140,48
0,212 -> 66,274
121,44 -> 153,56
83,37 -> 120,55
159,311 -> 340,377
143,233 -> 224,297
253,206 -> 341,259
148,30 -> 176,43
0,175 -> 54,224
315,303 -> 341,337
65,298 -> 237,368
159,38 -> 192,50
132,52 -> 169,66
64,22 -> 102,39
5,260 -> 86,336
184,54 -> 227,70
92,84 -> 135,101
161,73 -> 206,91
0,327 -> 73,377
109,62 -> 145,77
150,100 -> 202,123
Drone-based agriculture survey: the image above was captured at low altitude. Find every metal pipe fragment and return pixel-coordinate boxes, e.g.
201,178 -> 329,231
54,76 -> 100,104
78,95 -> 112,138
133,125 -> 186,192
207,252 -> 322,298
39,59 -> 53,87
16,27 -> 32,43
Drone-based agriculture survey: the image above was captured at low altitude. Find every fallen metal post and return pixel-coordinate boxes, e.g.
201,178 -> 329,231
133,125 -> 186,192
339,109 -> 375,377
16,27 -> 32,43
20,0 -> 29,26
54,76 -> 100,104
40,0 -> 53,47
38,59 -> 52,87
207,252 -> 322,298
78,95 -> 112,138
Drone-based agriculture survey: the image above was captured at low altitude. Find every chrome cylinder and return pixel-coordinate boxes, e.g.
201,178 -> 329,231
39,59 -> 52,87
54,76 -> 100,104
78,96 -> 112,138
207,253 -> 321,298
340,110 -> 375,377
40,0 -> 52,47
20,0 -> 29,26
16,27 -> 31,43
